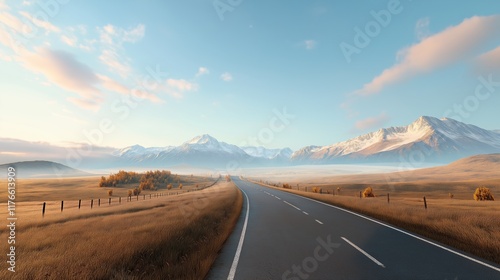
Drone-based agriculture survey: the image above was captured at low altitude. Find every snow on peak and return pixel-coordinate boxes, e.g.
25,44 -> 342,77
187,134 -> 219,145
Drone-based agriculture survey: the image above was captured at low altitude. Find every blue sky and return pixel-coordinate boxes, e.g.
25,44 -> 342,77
1,0 -> 499,151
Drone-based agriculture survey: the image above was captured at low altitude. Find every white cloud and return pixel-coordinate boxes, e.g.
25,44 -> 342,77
19,11 -> 60,33
196,67 -> 209,77
0,11 -> 30,34
0,1 -> 9,10
61,34 -> 77,46
354,112 -> 389,131
98,74 -> 163,103
354,15 -> 500,96
99,49 -> 131,78
163,78 -> 198,98
304,40 -> 317,50
97,23 -> 145,78
221,72 -> 233,81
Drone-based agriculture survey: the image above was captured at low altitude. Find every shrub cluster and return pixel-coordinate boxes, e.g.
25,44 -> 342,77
473,187 -> 495,201
362,187 -> 375,198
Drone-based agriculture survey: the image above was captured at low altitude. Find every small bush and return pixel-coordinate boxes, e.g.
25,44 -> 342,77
133,188 -> 141,196
473,187 -> 494,201
312,187 -> 322,193
108,190 -> 113,196
362,187 -> 375,198
449,193 -> 454,199
127,190 -> 133,197
167,183 -> 173,190
283,183 -> 292,189
178,184 -> 183,190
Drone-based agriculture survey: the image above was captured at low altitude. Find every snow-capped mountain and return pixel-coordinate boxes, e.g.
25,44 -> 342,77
112,144 -> 175,159
176,134 -> 248,156
291,116 -> 500,163
112,134 -> 258,167
241,146 -> 293,159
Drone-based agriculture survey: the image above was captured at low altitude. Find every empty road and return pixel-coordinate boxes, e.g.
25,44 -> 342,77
207,178 -> 500,280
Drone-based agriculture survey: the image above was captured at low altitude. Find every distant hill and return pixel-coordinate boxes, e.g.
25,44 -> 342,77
0,161 -> 92,178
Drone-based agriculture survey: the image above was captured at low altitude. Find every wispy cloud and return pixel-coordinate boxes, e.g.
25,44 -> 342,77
304,40 -> 317,50
98,74 -> 163,103
476,46 -> 500,73
354,112 -> 390,132
97,23 -> 145,78
21,47 -> 103,110
60,34 -> 77,46
19,11 -> 60,33
221,72 -> 233,82
163,78 -> 198,98
0,11 -> 30,34
354,15 -> 500,96
196,66 -> 209,77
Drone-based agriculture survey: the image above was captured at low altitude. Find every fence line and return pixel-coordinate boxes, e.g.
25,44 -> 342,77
41,178 -> 220,217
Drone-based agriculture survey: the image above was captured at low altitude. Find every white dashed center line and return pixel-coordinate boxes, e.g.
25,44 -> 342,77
315,219 -> 323,225
283,201 -> 301,211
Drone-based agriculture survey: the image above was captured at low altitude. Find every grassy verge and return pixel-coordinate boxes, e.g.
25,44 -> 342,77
247,179 -> 500,265
0,180 -> 242,279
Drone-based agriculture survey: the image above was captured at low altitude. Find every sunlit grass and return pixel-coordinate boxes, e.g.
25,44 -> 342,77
0,180 -> 242,279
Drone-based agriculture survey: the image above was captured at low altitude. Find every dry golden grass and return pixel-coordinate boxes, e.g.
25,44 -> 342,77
0,175 -> 216,203
250,180 -> 500,265
0,180 -> 242,279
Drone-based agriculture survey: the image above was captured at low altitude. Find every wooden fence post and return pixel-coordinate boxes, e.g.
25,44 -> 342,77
387,193 -> 390,204
98,198 -> 100,207
91,199 -> 93,209
61,201 -> 64,212
109,198 -> 111,205
42,202 -> 46,217
359,191 -> 362,198
150,194 -> 151,199
119,197 -> 121,204
136,195 -> 138,201
423,196 -> 427,210
78,199 -> 81,209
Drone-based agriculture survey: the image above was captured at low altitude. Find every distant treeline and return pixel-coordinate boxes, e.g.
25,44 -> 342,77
99,170 -> 179,191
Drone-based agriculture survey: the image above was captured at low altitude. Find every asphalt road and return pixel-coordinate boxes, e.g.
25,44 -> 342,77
207,178 -> 500,280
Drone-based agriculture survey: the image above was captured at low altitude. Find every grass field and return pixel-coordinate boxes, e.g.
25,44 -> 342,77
0,176 -> 242,279
248,179 -> 500,265
0,174 -> 216,203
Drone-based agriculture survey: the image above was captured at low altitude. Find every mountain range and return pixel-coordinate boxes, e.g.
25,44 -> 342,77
1,116 -> 499,169
291,116 -> 500,164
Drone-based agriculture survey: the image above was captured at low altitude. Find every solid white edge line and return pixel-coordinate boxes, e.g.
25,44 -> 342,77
342,237 -> 385,268
302,211 -> 309,215
280,189 -> 500,273
315,219 -> 323,225
227,186 -> 250,280
283,200 -> 301,211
